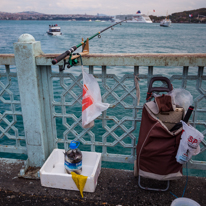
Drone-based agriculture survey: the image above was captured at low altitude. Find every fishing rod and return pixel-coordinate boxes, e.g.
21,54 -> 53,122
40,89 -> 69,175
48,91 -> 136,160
52,19 -> 126,66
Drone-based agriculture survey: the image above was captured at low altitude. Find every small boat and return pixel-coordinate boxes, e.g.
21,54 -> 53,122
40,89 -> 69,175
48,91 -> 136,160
160,18 -> 171,27
160,12 -> 171,27
47,24 -> 62,35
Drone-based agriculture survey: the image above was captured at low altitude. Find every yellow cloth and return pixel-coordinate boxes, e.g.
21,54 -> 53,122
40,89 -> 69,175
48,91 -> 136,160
71,172 -> 88,198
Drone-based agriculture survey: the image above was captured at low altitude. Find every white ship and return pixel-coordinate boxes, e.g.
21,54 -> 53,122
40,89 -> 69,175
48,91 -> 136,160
112,10 -> 152,23
47,24 -> 62,36
160,18 -> 171,27
160,12 -> 171,27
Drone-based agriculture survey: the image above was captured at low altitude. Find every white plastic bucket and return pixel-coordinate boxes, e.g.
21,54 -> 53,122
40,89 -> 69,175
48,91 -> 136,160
171,197 -> 200,206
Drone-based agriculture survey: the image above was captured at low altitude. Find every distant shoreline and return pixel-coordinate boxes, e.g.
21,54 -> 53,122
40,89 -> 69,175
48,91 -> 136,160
0,19 -> 205,24
0,8 -> 205,23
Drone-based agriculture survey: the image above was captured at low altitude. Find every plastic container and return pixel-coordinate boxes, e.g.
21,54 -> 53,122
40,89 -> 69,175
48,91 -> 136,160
171,197 -> 200,206
64,141 -> 82,174
40,149 -> 102,192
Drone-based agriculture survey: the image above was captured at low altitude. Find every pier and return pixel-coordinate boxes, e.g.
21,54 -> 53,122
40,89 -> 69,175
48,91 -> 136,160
0,34 -> 206,205
0,158 -> 206,205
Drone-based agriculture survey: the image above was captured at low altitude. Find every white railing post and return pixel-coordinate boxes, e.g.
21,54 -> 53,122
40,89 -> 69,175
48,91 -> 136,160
13,34 -> 49,167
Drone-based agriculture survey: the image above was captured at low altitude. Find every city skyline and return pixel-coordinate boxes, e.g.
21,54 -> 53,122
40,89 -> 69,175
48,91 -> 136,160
0,0 -> 205,16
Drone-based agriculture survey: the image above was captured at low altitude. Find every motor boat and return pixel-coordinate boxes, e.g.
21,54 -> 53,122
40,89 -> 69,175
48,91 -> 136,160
47,24 -> 62,35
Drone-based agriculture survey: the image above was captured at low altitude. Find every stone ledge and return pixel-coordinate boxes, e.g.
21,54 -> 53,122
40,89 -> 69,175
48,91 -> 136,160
0,158 -> 205,206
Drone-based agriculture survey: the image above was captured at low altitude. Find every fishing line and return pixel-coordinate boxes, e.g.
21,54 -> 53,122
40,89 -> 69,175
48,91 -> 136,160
52,20 -> 126,66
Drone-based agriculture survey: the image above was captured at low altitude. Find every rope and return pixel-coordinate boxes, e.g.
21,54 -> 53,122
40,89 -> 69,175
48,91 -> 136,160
170,191 -> 178,199
170,162 -> 188,199
77,53 -> 83,65
182,162 -> 188,197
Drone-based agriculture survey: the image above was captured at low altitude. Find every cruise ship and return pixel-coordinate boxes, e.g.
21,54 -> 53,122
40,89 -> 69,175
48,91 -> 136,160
112,10 -> 152,23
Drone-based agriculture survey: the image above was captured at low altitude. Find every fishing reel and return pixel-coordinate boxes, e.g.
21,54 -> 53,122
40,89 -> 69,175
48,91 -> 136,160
59,39 -> 88,71
60,53 -> 79,71
66,55 -> 79,69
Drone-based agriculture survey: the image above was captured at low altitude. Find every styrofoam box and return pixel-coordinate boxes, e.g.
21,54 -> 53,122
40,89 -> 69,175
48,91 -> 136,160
40,149 -> 102,192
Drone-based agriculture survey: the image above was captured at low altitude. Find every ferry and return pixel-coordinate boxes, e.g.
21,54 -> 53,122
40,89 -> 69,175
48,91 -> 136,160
160,12 -> 171,27
112,10 -> 152,23
160,18 -> 171,27
47,24 -> 62,36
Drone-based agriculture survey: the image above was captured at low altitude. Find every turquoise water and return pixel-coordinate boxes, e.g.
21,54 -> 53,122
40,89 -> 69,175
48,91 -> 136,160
0,21 -> 206,176
1,20 -> 206,54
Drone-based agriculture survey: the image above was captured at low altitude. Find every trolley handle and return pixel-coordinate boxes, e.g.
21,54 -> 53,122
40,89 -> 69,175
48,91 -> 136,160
146,77 -> 173,101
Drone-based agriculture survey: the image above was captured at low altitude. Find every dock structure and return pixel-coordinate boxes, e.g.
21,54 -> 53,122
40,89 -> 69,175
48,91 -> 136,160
0,34 -> 206,205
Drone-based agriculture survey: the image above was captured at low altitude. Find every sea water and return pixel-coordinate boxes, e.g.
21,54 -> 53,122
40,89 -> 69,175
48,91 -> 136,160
0,20 -> 206,176
1,20 -> 206,54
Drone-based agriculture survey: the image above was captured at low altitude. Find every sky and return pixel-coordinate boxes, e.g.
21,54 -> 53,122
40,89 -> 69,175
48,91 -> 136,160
0,0 -> 205,16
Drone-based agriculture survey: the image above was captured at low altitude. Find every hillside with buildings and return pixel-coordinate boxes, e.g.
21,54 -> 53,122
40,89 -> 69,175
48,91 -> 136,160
0,11 -> 113,21
150,8 -> 206,23
0,8 -> 206,23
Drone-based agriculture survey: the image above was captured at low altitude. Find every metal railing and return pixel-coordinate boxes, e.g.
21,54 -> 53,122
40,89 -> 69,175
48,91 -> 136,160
0,34 -> 205,172
0,62 -> 26,155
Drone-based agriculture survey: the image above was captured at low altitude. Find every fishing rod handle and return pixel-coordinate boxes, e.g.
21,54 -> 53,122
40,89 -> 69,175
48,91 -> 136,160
170,105 -> 194,132
52,46 -> 77,65
183,105 -> 194,123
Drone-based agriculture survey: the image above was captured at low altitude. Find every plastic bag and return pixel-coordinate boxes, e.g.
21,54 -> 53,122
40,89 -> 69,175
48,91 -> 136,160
82,68 -> 109,128
170,88 -> 193,111
176,121 -> 204,164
